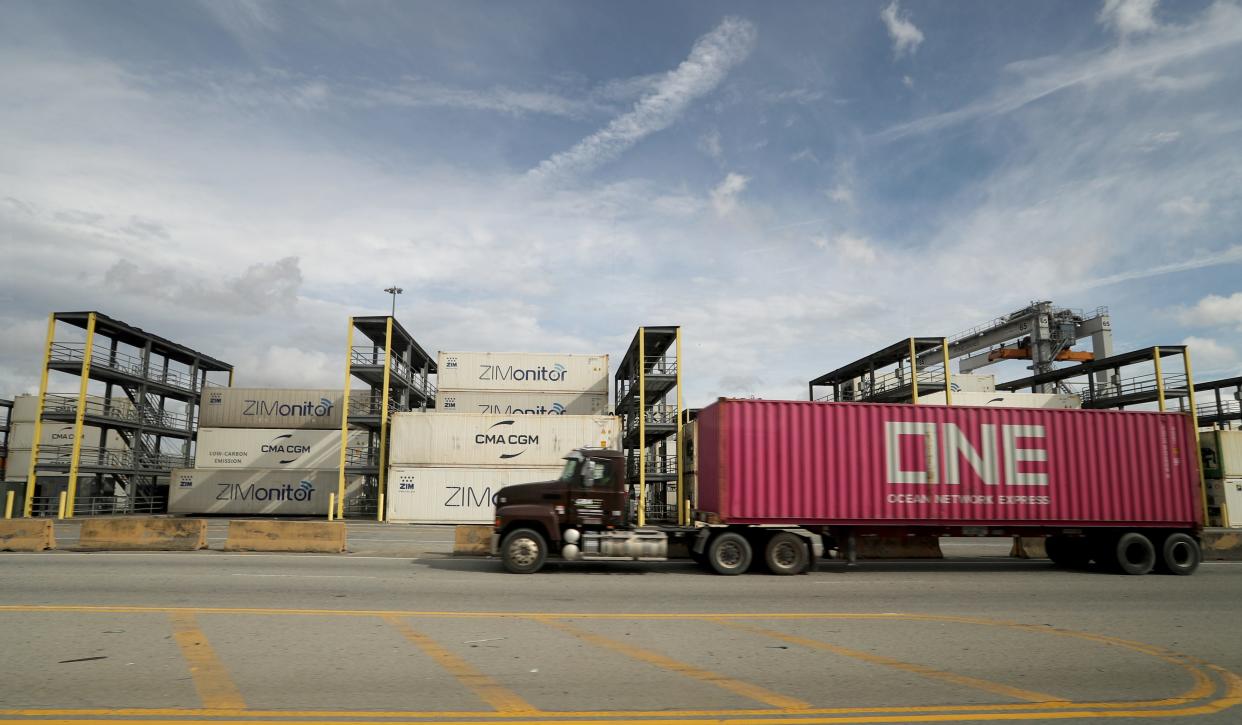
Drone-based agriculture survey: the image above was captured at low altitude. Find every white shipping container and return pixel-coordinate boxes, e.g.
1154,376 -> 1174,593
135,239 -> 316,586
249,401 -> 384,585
194,428 -> 366,470
167,468 -> 362,515
918,391 -> 1081,409
1201,431 -> 1242,478
1213,478 -> 1242,528
386,465 -> 562,524
199,388 -> 344,429
436,389 -> 608,416
389,412 -> 621,467
436,352 -> 608,394
948,374 -> 996,393
8,422 -> 128,449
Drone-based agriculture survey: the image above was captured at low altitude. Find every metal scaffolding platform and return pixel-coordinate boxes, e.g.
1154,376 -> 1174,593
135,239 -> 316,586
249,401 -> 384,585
996,345 -> 1193,410
809,337 -> 952,404
337,316 -> 436,520
21,311 -> 231,518
0,398 -> 11,483
615,326 -> 683,526
1192,376 -> 1242,430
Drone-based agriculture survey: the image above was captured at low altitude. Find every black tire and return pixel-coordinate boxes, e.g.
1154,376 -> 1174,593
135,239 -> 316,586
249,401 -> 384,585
707,532 -> 752,575
500,528 -> 547,574
764,532 -> 809,575
1158,533 -> 1200,576
1045,535 -> 1090,569
1112,532 -> 1156,575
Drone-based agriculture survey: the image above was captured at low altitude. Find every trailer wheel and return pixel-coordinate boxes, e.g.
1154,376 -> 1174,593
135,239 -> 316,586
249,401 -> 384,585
501,528 -> 547,574
1112,532 -> 1156,575
707,532 -> 752,575
1045,536 -> 1090,569
764,532 -> 808,575
1157,533 -> 1200,576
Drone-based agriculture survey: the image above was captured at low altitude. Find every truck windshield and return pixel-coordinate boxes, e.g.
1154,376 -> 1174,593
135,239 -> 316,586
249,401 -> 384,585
558,458 -> 579,481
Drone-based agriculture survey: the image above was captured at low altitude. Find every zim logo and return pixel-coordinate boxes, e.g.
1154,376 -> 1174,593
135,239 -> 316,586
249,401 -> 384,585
208,391 -> 223,405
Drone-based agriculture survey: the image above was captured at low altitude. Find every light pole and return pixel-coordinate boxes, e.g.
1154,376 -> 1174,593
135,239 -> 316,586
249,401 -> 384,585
384,286 -> 403,318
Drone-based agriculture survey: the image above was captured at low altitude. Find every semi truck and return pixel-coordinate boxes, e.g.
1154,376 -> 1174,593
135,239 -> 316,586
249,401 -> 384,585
492,398 -> 1205,576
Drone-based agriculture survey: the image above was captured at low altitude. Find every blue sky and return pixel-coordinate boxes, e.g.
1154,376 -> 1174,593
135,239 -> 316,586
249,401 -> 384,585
1,0 -> 1240,406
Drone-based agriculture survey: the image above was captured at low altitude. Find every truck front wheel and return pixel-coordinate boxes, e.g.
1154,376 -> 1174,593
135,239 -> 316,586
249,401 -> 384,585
764,532 -> 808,575
501,528 -> 547,574
707,532 -> 752,575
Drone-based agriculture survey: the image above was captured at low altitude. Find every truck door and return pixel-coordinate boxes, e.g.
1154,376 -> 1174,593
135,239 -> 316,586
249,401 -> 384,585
569,458 -> 625,529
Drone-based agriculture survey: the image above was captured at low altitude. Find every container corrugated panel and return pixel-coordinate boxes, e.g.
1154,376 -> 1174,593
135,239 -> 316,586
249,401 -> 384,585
697,399 -> 1202,527
194,428 -> 366,470
166,468 -> 363,515
918,392 -> 1081,409
389,412 -> 621,467
436,352 -> 608,394
949,374 -> 996,393
386,465 -> 562,523
199,388 -> 344,429
436,389 -> 608,416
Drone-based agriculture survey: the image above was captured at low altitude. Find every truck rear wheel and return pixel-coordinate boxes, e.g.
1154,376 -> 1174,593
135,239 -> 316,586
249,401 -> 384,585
1112,532 -> 1156,575
501,528 -> 547,574
707,532 -> 752,575
764,532 -> 808,575
1157,533 -> 1200,576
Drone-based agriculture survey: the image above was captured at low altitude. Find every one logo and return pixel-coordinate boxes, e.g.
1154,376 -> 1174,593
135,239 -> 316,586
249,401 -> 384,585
550,402 -> 566,415
444,357 -> 458,368
179,475 -> 193,488
260,433 -> 312,464
478,363 -> 569,384
242,397 -> 334,419
443,397 -> 456,410
474,419 -> 539,459
208,391 -> 223,405
215,481 -> 315,502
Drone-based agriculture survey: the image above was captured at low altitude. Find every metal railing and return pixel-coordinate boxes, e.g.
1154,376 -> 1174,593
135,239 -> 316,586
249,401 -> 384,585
344,446 -> 380,467
350,347 -> 434,392
49,343 -> 200,392
34,445 -> 189,470
833,366 -> 947,402
41,394 -> 196,431
347,392 -> 401,417
27,495 -> 166,517
1198,400 -> 1241,420
1080,372 -> 1189,405
628,455 -> 678,478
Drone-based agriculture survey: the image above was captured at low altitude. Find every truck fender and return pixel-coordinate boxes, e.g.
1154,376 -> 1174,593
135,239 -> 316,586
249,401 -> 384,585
691,528 -> 712,555
496,505 -> 561,544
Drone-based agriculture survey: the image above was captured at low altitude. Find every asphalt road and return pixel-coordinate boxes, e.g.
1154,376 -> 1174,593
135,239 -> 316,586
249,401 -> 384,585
1,543 -> 1240,725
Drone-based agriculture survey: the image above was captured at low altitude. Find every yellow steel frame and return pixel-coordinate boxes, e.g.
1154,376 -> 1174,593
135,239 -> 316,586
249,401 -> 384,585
1182,349 -> 1209,525
675,328 -> 684,526
908,338 -> 919,404
637,327 -> 646,529
64,312 -> 97,518
941,338 -> 952,406
1153,346 -> 1166,412
376,317 -> 394,522
24,314 -> 56,517
336,319 -> 355,520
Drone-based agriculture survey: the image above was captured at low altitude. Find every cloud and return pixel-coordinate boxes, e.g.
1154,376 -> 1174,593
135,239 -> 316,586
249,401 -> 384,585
815,233 -> 879,265
103,257 -> 303,315
527,17 -> 757,181
875,2 -> 1242,142
1180,292 -> 1242,331
880,2 -> 925,58
1098,0 -> 1159,38
698,128 -> 723,160
710,173 -> 750,215
1182,336 -> 1239,374
825,184 -> 854,206
1159,195 -> 1209,217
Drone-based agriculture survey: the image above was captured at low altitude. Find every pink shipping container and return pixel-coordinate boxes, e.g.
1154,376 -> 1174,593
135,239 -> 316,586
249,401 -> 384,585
695,399 -> 1203,529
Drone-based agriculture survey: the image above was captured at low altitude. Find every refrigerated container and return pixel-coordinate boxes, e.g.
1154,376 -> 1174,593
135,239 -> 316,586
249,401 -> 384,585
167,468 -> 362,515
388,412 -> 620,467
1200,430 -> 1242,479
436,352 -> 608,394
194,428 -> 365,470
436,389 -> 608,416
386,465 -> 562,524
917,391 -> 1081,409
198,388 -> 343,429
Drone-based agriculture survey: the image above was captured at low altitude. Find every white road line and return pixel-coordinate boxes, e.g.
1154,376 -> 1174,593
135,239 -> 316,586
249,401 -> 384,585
0,552 -> 422,560
230,574 -> 380,579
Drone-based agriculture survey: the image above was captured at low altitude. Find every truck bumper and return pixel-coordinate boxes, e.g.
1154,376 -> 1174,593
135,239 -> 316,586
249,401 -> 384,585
489,533 -> 500,556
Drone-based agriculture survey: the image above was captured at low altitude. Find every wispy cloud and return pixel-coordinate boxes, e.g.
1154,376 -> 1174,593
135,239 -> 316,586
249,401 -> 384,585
875,2 -> 1242,142
1098,0 -> 1159,38
710,172 -> 750,216
880,2 -> 925,58
527,17 -> 757,182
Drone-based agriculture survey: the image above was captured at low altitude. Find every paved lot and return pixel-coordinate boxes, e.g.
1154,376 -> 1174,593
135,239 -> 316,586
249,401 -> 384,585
0,538 -> 1240,724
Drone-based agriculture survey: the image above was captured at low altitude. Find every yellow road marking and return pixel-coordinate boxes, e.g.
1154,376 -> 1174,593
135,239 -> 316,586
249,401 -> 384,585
538,618 -> 812,711
382,615 -> 536,714
722,621 -> 1066,704
166,612 -> 245,709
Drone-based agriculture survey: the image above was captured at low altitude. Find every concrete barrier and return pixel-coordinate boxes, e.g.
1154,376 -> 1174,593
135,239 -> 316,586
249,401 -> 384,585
0,520 -> 55,551
224,520 -> 346,553
453,525 -> 493,556
1202,529 -> 1242,561
856,535 -> 943,559
1009,536 -> 1048,559
78,518 -> 207,551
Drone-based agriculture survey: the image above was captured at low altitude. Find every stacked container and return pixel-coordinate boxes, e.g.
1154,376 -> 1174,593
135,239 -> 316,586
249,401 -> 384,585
1202,430 -> 1242,527
168,388 -> 364,515
1,394 -> 131,484
389,351 -> 616,524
